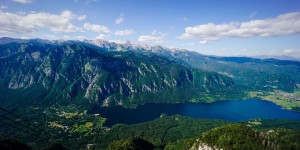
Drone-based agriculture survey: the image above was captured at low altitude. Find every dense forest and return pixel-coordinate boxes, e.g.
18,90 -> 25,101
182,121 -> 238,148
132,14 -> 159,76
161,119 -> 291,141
1,112 -> 300,149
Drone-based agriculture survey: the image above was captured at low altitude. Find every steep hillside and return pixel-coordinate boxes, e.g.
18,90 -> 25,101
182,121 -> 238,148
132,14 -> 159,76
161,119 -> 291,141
190,124 -> 300,150
85,39 -> 300,93
84,39 -> 300,111
174,54 -> 300,93
0,40 -> 243,109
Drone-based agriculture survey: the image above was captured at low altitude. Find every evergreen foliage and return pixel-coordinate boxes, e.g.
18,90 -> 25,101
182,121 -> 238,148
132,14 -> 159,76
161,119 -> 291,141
108,137 -> 155,150
0,138 -> 31,150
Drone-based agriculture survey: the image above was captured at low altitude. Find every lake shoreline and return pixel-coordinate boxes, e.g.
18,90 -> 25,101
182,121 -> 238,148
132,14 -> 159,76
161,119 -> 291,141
92,99 -> 300,127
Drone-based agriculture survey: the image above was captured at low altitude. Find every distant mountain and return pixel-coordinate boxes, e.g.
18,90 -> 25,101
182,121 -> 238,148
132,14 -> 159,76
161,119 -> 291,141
0,38 -> 242,109
84,39 -> 300,93
253,55 -> 300,62
0,37 -> 52,45
0,37 -> 25,44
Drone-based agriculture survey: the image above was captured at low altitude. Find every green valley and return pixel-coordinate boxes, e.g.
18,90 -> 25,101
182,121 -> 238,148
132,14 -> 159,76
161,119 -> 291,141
1,38 -> 300,150
249,89 -> 300,111
1,0 -> 300,149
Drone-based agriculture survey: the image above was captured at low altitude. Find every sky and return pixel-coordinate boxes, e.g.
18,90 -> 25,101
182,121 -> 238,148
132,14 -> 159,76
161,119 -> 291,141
0,0 -> 300,58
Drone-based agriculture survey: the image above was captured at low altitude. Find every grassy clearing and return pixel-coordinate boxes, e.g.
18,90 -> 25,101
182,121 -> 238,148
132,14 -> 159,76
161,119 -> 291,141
71,122 -> 94,133
249,89 -> 300,112
49,121 -> 67,129
248,120 -> 262,125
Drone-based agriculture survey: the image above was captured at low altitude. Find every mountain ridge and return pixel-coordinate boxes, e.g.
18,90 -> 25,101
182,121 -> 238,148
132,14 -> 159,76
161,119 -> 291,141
1,37 -> 299,111
0,39 -> 243,109
2,37 -> 298,62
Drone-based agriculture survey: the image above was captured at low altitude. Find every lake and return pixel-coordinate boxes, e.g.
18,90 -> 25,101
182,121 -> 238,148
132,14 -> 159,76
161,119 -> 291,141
91,99 -> 300,127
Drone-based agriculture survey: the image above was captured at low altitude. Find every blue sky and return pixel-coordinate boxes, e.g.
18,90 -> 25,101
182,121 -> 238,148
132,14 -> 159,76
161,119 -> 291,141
1,0 -> 300,58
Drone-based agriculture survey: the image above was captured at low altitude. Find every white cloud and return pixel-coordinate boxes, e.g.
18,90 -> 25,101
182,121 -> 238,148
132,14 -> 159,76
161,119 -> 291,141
138,30 -> 167,43
77,15 -> 87,21
282,49 -> 300,57
63,35 -> 71,39
115,13 -> 124,24
108,40 -> 126,44
83,23 -> 110,33
186,43 -> 195,46
115,29 -> 134,36
283,49 -> 296,54
116,18 -> 124,25
21,36 -> 29,39
96,34 -> 110,40
74,35 -> 86,40
12,0 -> 32,4
0,10 -> 81,35
0,5 -> 8,9
179,12 -> 300,41
179,43 -> 196,47
199,40 -> 207,44
268,49 -> 300,58
61,10 -> 75,19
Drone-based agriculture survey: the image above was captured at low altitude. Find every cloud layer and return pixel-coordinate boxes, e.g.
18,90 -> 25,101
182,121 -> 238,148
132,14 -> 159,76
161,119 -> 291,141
138,30 -> 167,43
83,23 -> 110,33
96,33 -> 110,40
269,49 -> 300,58
115,13 -> 124,25
179,12 -> 300,41
0,10 -> 81,34
77,15 -> 87,21
0,5 -> 8,9
12,0 -> 32,4
115,29 -> 134,36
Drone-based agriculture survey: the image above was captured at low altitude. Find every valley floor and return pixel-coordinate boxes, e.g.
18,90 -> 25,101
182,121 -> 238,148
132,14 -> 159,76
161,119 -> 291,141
1,114 -> 300,150
249,89 -> 300,112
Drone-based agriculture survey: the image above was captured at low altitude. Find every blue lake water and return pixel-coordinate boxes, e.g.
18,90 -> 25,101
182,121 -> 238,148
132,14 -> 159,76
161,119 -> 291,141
91,99 -> 300,127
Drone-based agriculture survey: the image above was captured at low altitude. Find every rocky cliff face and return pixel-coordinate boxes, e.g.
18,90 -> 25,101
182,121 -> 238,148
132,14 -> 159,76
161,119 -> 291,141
84,39 -> 299,93
0,39 -> 243,108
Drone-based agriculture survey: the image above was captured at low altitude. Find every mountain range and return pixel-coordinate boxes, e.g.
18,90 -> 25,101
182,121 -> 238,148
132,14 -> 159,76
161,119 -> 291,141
86,39 -> 300,93
0,37 -> 299,110
0,37 -> 243,109
1,37 -> 300,149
